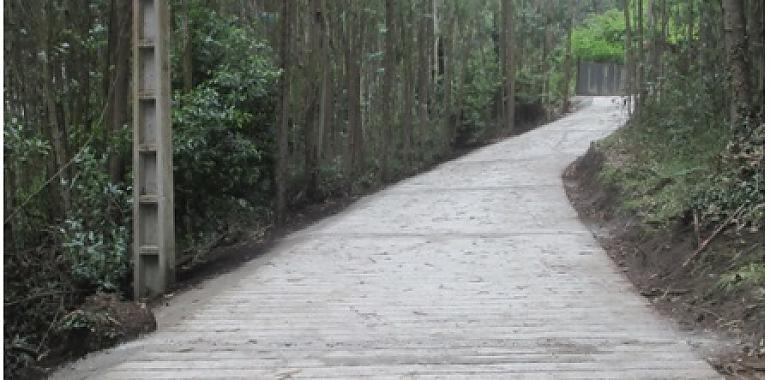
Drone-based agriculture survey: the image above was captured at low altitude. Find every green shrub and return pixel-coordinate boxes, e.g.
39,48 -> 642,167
59,148 -> 132,291
172,15 -> 280,246
572,9 -> 626,64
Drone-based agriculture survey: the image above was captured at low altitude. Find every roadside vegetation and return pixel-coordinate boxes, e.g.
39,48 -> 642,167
3,0 -> 626,376
566,0 -> 763,376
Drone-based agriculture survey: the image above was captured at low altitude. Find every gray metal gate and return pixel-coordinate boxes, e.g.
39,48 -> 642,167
576,61 -> 626,96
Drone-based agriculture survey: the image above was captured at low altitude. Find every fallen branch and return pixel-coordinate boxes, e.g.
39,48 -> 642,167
693,209 -> 701,246
682,205 -> 744,268
4,289 -> 84,307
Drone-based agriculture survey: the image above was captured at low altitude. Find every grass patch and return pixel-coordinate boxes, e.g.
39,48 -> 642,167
596,115 -> 728,226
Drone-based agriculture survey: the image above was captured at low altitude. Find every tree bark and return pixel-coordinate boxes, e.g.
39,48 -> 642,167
345,3 -> 364,178
401,1 -> 415,168
42,1 -> 70,217
442,3 -> 455,151
107,0 -> 132,183
453,10 -> 475,145
501,0 -> 515,130
623,0 -> 636,107
382,0 -> 396,181
636,0 -> 645,120
541,0 -> 552,118
302,0 -> 325,201
561,0 -> 574,114
417,0 -> 430,155
182,0 -> 193,92
318,0 -> 331,164
722,0 -> 752,129
274,0 -> 293,222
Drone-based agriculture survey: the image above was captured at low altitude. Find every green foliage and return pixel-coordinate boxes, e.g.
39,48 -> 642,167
172,10 -> 279,246
457,50 -> 501,145
717,262 -> 765,294
317,157 -> 347,199
3,116 -> 51,165
693,123 -> 765,229
60,148 -> 132,291
597,76 -> 730,226
572,9 -> 626,64
4,115 -> 53,249
596,7 -> 763,309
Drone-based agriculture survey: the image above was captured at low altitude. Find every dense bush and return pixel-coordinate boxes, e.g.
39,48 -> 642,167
60,148 -> 131,291
173,31 -> 279,248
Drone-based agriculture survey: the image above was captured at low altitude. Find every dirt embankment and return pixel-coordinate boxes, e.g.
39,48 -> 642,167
564,144 -> 764,380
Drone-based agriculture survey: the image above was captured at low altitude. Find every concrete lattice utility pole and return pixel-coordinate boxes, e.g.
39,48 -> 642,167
132,0 -> 174,299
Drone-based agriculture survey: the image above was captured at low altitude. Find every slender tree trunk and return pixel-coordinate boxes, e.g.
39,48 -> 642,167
442,2 -> 455,151
274,0 -> 293,222
381,0 -> 396,181
66,0 -> 92,137
317,0 -> 330,164
107,0 -> 131,183
541,0 -> 551,118
302,0 -> 325,200
561,0 -> 574,114
327,0 -> 341,161
182,0 -> 193,92
747,0 -> 763,101
647,0 -> 657,103
401,1 -> 414,168
417,0 -> 430,158
623,0 -> 636,109
345,4 -> 364,178
660,0 -> 667,89
453,15 -> 474,145
637,0 -> 645,121
721,0 -> 752,129
501,0 -> 515,130
687,0 -> 695,66
42,2 -> 71,217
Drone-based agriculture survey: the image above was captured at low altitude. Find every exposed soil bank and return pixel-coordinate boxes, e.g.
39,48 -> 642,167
52,96 -> 722,379
564,144 -> 764,380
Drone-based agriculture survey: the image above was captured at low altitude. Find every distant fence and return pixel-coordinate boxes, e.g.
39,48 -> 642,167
576,61 -> 626,96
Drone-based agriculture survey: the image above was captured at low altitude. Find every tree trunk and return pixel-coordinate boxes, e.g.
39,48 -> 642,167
318,0 -> 331,164
501,0 -> 515,130
107,0 -> 132,183
561,0 -> 574,114
182,0 -> 193,92
623,0 -> 636,108
747,0 -> 763,102
417,0 -> 430,158
722,0 -> 752,129
541,0 -> 551,118
43,2 -> 71,217
303,0 -> 325,201
442,2 -> 455,151
401,1 -> 414,168
66,0 -> 92,137
274,0 -> 293,222
381,0 -> 396,182
637,0 -> 645,120
453,13 -> 475,145
345,4 -> 364,178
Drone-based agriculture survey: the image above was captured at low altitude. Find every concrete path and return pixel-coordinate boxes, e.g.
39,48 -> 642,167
54,97 -> 720,379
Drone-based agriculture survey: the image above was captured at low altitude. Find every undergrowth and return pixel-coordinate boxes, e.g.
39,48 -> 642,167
595,96 -> 764,300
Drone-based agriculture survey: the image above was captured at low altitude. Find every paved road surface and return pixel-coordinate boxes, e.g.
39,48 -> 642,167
55,97 -> 720,379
